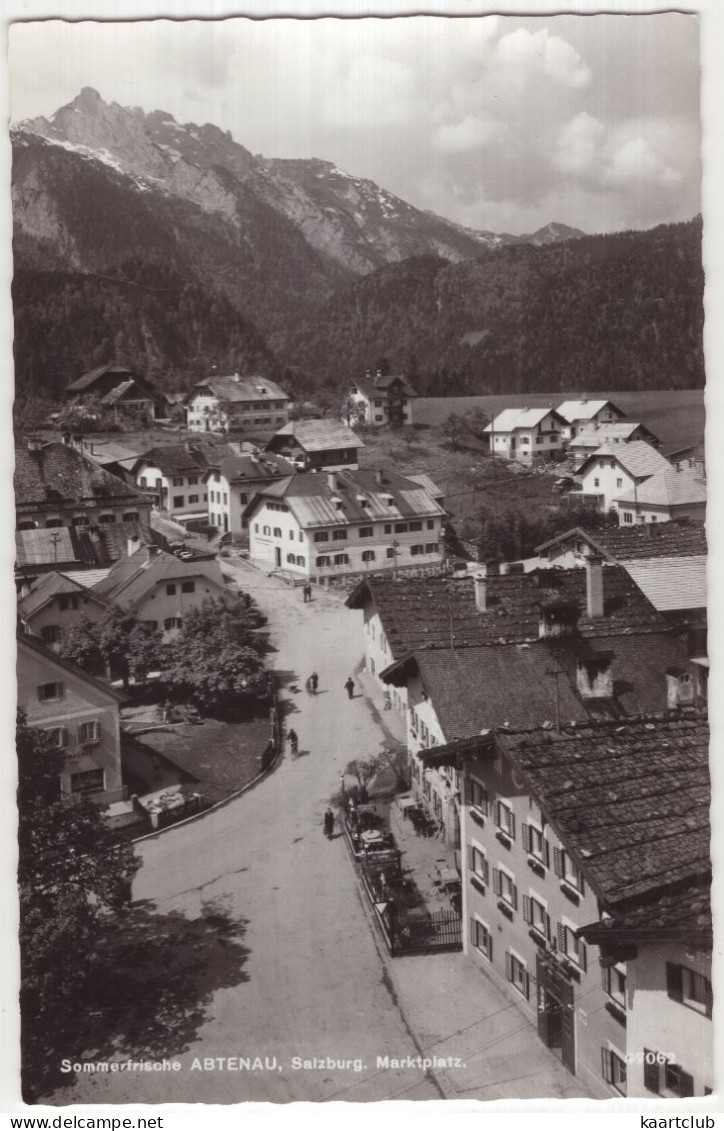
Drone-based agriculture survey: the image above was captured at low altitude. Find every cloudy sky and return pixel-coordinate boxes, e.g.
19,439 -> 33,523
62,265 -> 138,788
9,13 -> 701,235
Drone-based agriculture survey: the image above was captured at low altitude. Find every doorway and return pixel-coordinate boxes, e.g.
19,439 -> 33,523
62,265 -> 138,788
275,547 -> 281,567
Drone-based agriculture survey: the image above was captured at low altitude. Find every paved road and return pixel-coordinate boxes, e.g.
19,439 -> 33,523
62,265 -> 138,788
61,566 -> 440,1104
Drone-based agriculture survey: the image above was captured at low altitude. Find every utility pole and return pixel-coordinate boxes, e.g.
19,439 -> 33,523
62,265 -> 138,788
545,653 -> 565,733
50,530 -> 61,567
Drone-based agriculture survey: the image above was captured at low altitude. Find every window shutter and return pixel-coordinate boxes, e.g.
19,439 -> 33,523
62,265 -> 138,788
468,845 -> 474,872
666,963 -> 684,1002
557,923 -> 566,953
469,917 -> 477,945
643,1052 -> 660,1094
505,951 -> 512,982
601,966 -> 609,992
481,787 -> 489,816
579,942 -> 588,973
509,812 -> 516,840
511,883 -> 518,911
545,912 -> 551,941
601,1048 -> 613,1084
482,858 -> 489,886
521,823 -> 532,853
495,800 -> 501,826
704,978 -> 713,1019
579,874 -> 586,896
524,971 -> 531,1001
493,869 -> 502,896
543,839 -> 551,869
553,846 -> 564,877
679,1070 -> 694,1098
522,895 -> 532,924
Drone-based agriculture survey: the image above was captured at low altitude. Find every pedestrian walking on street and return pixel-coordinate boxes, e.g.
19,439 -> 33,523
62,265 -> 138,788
310,671 -> 319,693
344,676 -> 355,700
288,728 -> 299,756
323,809 -> 334,839
303,583 -> 312,603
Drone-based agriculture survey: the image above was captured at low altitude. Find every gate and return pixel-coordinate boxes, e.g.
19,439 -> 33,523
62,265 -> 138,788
395,909 -> 462,956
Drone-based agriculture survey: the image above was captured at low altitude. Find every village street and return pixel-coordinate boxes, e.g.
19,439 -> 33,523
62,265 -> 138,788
56,562 -> 590,1106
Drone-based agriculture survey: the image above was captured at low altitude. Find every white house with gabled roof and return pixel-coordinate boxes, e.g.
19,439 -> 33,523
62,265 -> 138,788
557,398 -> 627,440
483,407 -> 567,463
574,442 -> 671,512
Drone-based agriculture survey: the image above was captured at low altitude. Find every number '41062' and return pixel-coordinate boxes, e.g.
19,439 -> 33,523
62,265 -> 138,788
624,1051 -> 675,1065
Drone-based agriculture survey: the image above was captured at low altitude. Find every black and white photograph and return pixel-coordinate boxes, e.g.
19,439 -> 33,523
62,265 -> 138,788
6,1 -> 716,1112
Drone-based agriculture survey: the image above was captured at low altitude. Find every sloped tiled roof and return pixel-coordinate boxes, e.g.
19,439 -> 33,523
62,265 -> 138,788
15,443 -> 147,509
215,452 -> 292,483
137,442 -> 234,477
500,713 -> 710,907
188,376 -> 287,403
16,527 -> 84,568
580,879 -> 711,947
270,419 -> 363,452
19,570 -> 109,620
68,362 -> 135,392
347,566 -> 669,655
568,422 -> 658,448
484,407 -> 564,433
576,441 -> 670,479
99,380 -> 150,406
616,465 -> 707,508
91,548 -> 227,609
557,399 -> 625,423
352,374 -> 416,399
538,522 -> 707,562
623,556 -> 707,612
18,631 -> 125,702
248,468 -> 445,528
404,633 -> 690,740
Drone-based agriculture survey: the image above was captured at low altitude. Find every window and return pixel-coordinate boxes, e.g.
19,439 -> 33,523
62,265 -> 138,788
173,496 -> 184,508
523,893 -> 551,941
172,477 -> 184,487
470,918 -> 492,960
240,493 -> 248,505
427,520 -> 435,530
188,495 -> 199,504
166,584 -> 176,596
188,476 -> 198,486
78,720 -> 101,745
522,822 -> 550,867
296,556 -> 305,567
426,543 -> 439,554
554,848 -> 585,894
386,548 -> 395,558
287,553 -> 296,564
359,526 -> 373,538
394,523 -> 408,533
273,527 -> 282,538
45,727 -> 67,749
666,963 -> 712,1017
468,777 -> 488,816
505,952 -> 529,998
643,1053 -> 694,1098
384,524 -> 392,534
602,964 -> 627,1009
99,513 -> 116,524
72,516 -> 89,527
299,532 -> 304,542
263,525 -> 271,536
316,555 -> 330,567
181,581 -> 195,594
140,476 -> 148,488
38,682 -> 63,702
495,799 -> 516,840
333,530 -> 348,541
593,478 -> 600,488
70,769 -> 105,795
289,530 -> 294,539
362,550 -> 376,563
41,625 -> 62,645
493,867 -> 517,910
164,617 -> 183,630
143,620 -> 158,631
601,1048 -> 627,1095
623,512 -> 633,524
59,596 -> 79,612
334,554 -> 349,565
469,845 -> 489,886
223,494 -> 228,505
557,922 -> 587,970
616,478 -> 623,488
314,531 -> 329,543
409,521 -> 422,531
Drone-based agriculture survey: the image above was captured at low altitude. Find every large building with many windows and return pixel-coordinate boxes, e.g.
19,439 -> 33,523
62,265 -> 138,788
244,468 -> 445,581
185,375 -> 289,434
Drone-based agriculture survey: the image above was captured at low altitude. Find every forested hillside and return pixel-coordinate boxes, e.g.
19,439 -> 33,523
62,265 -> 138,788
12,260 -> 274,401
280,218 -> 705,395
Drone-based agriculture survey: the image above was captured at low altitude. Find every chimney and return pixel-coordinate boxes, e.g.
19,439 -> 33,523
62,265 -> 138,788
375,469 -> 388,486
234,372 -> 240,382
327,471 -> 337,491
147,544 -> 161,563
538,598 -> 580,638
576,652 -> 614,699
473,573 -> 487,612
585,555 -> 604,618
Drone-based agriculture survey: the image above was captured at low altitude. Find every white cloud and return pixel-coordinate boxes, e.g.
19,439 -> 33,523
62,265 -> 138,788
493,28 -> 592,89
433,114 -> 502,153
555,112 -> 605,174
